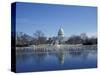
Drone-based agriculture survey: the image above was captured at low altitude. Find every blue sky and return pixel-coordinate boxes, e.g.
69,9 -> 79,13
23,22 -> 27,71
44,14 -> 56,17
16,2 -> 97,37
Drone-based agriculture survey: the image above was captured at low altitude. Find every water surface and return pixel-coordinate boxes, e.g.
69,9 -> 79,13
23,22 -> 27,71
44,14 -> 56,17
16,47 -> 97,72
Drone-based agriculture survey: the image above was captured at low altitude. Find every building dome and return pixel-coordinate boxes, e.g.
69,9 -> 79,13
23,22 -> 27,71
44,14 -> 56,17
58,27 -> 64,37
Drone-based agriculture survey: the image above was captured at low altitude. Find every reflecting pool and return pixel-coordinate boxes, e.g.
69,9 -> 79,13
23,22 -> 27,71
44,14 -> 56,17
16,46 -> 97,72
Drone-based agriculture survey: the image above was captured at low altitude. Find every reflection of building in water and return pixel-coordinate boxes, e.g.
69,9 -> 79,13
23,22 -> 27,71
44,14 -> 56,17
57,51 -> 65,65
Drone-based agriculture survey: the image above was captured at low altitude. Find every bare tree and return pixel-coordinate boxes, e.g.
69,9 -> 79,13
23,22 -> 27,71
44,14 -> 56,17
33,30 -> 47,45
16,32 -> 32,46
66,35 -> 82,44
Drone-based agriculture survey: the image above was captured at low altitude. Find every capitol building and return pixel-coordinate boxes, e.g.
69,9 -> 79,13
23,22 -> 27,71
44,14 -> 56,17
52,26 -> 67,45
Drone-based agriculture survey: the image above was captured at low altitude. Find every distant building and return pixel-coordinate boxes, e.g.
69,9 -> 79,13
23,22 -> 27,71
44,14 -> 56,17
80,33 -> 88,40
57,26 -> 65,44
51,26 -> 67,45
58,26 -> 64,38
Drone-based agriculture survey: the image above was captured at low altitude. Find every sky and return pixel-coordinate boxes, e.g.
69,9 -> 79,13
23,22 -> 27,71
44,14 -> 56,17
15,2 -> 97,37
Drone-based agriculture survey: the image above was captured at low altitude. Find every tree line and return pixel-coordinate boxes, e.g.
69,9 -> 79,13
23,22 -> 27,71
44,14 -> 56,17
15,31 -> 97,47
